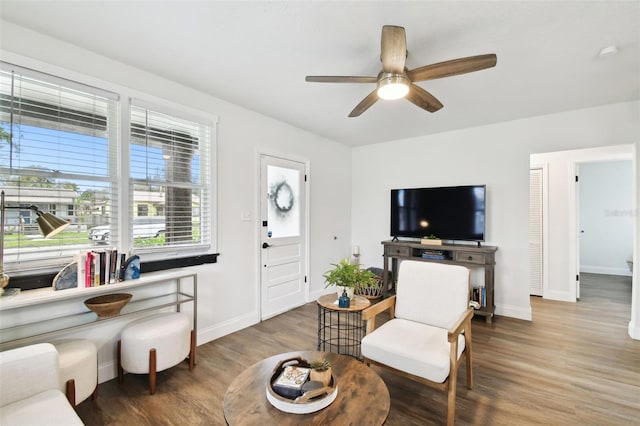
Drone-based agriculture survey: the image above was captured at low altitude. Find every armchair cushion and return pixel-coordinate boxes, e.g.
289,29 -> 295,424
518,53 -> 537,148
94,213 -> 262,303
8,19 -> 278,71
0,343 -> 83,425
361,318 -> 465,383
0,343 -> 60,407
1,389 -> 83,426
395,261 -> 469,329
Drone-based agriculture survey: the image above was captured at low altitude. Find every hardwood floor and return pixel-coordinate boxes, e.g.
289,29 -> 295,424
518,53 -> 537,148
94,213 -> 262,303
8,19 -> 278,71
77,273 -> 639,425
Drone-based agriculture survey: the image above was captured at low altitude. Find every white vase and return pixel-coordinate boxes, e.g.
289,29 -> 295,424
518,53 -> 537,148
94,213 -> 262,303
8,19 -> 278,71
336,286 -> 354,299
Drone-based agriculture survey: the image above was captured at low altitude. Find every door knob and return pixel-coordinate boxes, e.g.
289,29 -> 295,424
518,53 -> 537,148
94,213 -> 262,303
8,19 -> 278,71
262,242 -> 271,249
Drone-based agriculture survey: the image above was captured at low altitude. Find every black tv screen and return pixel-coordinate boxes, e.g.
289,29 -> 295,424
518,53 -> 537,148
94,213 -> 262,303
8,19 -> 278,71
390,185 -> 486,241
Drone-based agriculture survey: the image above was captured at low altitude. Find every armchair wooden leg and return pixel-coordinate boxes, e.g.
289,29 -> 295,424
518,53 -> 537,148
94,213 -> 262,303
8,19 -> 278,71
466,349 -> 473,390
117,340 -> 124,384
465,320 -> 473,390
189,329 -> 196,371
447,377 -> 457,426
65,378 -> 76,407
149,348 -> 157,395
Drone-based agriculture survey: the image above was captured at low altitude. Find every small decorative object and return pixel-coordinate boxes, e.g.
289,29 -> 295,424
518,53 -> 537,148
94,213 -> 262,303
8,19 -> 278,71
309,357 -> 332,387
84,293 -> 132,318
266,356 -> 338,414
323,258 -> 377,299
356,276 -> 384,299
355,267 -> 386,299
420,234 -> 442,245
272,365 -> 311,399
338,289 -> 350,308
123,255 -> 141,280
0,287 -> 20,298
52,261 -> 78,290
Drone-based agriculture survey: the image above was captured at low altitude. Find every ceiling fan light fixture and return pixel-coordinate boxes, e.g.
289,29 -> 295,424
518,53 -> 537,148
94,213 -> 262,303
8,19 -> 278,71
377,74 -> 409,100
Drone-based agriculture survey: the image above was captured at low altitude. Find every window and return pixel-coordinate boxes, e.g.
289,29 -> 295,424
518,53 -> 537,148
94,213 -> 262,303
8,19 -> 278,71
137,204 -> 149,217
1,61 -> 216,278
129,101 -> 212,251
1,63 -> 118,274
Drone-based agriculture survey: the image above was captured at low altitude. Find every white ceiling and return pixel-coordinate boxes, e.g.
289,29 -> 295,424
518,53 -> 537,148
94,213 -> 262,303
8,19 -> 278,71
1,1 -> 638,147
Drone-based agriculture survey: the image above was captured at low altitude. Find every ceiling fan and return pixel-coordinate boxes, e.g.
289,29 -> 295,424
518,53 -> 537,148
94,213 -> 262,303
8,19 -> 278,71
305,25 -> 497,117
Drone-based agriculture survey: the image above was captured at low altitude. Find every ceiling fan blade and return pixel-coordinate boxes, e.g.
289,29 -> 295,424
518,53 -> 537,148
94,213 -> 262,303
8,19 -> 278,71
408,54 -> 497,82
381,25 -> 406,74
306,76 -> 378,83
349,90 -> 379,117
406,84 -> 443,113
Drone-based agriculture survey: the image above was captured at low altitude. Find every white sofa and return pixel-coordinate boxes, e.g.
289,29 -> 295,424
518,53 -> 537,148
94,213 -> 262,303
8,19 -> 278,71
0,343 -> 83,425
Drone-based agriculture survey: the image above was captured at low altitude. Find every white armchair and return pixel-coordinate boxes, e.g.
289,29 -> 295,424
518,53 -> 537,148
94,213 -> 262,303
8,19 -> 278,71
361,260 -> 473,426
0,343 -> 83,425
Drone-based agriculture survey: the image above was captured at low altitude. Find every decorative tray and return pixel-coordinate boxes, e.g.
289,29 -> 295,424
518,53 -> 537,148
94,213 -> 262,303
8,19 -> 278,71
265,356 -> 338,414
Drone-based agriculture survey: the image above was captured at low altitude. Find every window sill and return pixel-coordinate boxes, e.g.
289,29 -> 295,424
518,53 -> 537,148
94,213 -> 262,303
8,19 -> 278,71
5,253 -> 219,291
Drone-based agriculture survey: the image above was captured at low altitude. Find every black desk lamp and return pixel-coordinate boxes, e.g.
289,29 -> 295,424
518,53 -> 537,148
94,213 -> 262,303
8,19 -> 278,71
1,190 -> 70,294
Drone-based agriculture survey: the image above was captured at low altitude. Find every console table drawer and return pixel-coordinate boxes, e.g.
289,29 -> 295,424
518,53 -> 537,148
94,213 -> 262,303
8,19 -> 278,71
454,251 -> 486,265
385,246 -> 411,257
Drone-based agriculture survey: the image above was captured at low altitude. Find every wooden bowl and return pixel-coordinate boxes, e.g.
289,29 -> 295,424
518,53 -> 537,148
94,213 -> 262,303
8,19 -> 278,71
85,293 -> 132,318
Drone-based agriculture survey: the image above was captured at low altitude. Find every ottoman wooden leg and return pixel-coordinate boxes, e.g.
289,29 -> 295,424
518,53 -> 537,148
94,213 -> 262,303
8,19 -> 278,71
189,330 -> 196,371
65,378 -> 76,407
149,348 -> 157,395
117,340 -> 124,383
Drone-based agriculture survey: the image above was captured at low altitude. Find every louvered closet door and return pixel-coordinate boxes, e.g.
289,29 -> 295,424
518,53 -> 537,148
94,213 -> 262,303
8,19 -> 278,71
529,168 -> 543,296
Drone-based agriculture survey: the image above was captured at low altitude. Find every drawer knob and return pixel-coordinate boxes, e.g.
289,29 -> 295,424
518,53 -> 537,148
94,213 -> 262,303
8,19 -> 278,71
468,256 -> 473,260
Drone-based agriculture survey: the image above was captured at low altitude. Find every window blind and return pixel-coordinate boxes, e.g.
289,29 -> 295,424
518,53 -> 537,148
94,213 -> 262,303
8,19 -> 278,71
129,100 -> 211,253
0,62 -> 119,273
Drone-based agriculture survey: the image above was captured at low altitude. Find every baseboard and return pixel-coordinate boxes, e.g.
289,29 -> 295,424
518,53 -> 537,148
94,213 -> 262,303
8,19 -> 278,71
544,289 -> 576,302
580,265 -> 632,277
495,303 -> 532,321
98,360 -> 117,384
197,311 -> 260,346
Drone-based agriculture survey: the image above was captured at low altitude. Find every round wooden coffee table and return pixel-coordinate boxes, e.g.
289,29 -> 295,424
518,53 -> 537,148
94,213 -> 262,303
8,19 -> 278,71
223,350 -> 389,425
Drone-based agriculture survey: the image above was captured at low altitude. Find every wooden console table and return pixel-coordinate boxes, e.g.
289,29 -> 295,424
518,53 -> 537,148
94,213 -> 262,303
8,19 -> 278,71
382,240 -> 498,323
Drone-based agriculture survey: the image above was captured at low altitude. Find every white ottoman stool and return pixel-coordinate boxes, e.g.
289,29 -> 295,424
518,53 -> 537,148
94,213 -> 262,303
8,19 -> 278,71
117,312 -> 195,394
53,339 -> 98,406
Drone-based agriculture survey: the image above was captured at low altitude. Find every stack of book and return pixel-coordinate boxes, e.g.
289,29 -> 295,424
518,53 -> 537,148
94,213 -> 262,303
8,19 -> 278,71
470,286 -> 486,308
77,249 -> 126,288
421,250 -> 445,260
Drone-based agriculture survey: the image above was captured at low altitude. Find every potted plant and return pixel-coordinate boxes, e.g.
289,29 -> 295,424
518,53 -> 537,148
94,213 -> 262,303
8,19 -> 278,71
323,258 -> 377,299
309,357 -> 332,387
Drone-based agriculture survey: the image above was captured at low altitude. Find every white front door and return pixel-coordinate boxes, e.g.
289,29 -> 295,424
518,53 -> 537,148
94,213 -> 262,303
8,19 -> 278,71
260,155 -> 307,320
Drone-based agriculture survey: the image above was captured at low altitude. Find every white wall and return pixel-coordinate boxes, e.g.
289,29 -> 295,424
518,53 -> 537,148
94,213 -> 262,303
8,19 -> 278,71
579,160 -> 634,276
0,22 -> 353,381
352,102 -> 639,324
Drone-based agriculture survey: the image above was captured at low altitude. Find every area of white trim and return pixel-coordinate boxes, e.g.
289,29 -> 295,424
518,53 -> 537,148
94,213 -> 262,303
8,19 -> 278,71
495,302 -> 532,321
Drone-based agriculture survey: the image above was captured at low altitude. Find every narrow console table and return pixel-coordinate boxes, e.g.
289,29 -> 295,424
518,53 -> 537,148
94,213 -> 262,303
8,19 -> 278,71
382,240 -> 498,323
0,268 -> 197,349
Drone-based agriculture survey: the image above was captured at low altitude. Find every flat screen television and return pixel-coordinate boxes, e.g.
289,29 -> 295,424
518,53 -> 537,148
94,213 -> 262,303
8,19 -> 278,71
390,185 -> 486,242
